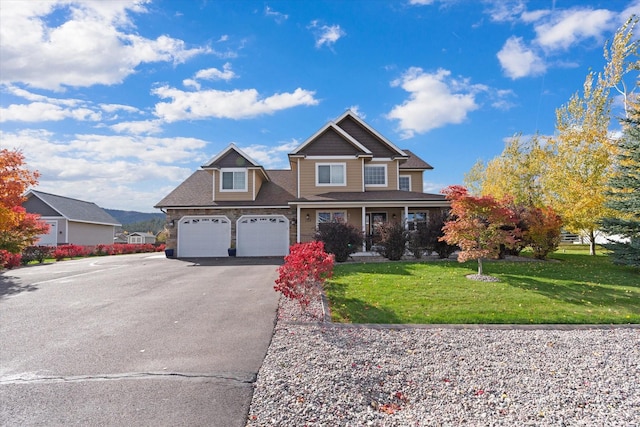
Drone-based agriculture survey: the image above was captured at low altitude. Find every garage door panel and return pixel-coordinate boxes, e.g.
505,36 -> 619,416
237,216 -> 289,257
178,216 -> 230,257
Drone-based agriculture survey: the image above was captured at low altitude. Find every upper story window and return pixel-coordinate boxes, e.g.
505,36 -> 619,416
316,163 -> 345,186
364,165 -> 387,186
221,168 -> 247,191
399,175 -> 411,191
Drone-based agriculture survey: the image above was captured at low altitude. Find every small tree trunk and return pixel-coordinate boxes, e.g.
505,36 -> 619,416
477,257 -> 483,275
589,230 -> 596,256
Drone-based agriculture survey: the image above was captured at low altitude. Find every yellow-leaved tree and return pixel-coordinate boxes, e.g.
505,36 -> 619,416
542,16 -> 638,256
542,71 -> 615,255
481,133 -> 548,207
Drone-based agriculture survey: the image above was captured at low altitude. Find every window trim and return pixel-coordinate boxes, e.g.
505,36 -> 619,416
399,175 -> 411,191
316,163 -> 346,186
364,164 -> 388,187
220,168 -> 248,192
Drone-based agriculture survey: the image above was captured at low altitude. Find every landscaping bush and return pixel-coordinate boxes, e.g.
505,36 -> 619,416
408,211 -> 457,259
274,241 -> 334,308
376,221 -> 409,261
53,244 -> 91,260
0,249 -> 22,269
21,245 -> 54,265
315,222 -> 364,262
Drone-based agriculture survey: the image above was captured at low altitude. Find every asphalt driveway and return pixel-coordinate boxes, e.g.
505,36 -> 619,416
0,253 -> 281,426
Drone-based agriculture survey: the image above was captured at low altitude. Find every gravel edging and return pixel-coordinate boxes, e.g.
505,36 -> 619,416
247,297 -> 640,426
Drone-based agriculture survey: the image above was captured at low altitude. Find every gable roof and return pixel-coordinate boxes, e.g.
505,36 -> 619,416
334,111 -> 408,158
154,170 -> 296,208
25,190 -> 121,226
290,122 -> 372,157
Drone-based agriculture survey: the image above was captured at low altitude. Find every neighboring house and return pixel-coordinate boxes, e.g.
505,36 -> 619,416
114,232 -> 128,244
23,190 -> 121,246
155,110 -> 450,257
127,232 -> 157,244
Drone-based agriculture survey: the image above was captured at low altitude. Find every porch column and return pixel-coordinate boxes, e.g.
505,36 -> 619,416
296,205 -> 301,243
361,206 -> 366,252
404,206 -> 409,229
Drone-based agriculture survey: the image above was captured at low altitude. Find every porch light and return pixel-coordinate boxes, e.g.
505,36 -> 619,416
305,214 -> 310,221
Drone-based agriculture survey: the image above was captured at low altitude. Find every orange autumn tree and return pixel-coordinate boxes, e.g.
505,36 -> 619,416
440,185 -> 519,278
0,149 -> 49,254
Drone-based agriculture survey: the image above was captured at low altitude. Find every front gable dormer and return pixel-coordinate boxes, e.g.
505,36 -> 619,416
202,144 -> 269,202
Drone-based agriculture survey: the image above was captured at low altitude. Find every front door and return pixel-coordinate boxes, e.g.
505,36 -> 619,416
365,212 -> 387,250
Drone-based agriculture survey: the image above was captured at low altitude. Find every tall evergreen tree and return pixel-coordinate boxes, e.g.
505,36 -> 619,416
601,103 -> 640,267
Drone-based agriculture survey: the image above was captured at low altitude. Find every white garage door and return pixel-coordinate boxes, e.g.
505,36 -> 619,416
178,216 -> 231,257
236,215 -> 290,257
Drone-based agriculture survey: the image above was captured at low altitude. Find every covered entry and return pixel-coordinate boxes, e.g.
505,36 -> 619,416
236,215 -> 290,257
177,216 -> 231,257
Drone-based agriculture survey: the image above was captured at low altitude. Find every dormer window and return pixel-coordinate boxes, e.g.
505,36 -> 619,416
364,165 -> 387,186
317,163 -> 346,186
221,168 -> 247,191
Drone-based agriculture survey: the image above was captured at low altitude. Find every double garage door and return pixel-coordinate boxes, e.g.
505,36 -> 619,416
177,215 -> 289,257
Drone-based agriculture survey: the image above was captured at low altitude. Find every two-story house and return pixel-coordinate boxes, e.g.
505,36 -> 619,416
155,111 -> 450,257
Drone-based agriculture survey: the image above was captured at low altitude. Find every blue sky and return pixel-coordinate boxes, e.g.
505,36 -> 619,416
1,0 -> 638,212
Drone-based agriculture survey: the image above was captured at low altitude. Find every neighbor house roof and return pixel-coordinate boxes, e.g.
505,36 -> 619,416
129,232 -> 156,238
25,190 -> 121,226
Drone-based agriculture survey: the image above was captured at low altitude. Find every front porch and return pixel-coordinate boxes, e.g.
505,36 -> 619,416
295,204 -> 449,251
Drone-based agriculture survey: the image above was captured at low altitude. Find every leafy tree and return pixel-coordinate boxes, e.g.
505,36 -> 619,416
542,17 -> 638,256
440,186 -> 519,277
482,134 -> 548,207
600,103 -> 640,267
542,71 -> 616,255
463,159 -> 486,196
0,149 -> 49,254
315,222 -> 363,262
376,221 -> 409,261
521,205 -> 563,260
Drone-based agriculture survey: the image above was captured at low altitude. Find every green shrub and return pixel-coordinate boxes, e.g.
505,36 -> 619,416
21,246 -> 54,265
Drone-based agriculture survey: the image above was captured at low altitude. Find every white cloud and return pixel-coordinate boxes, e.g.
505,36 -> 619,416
0,86 -> 144,123
386,67 -> 481,138
408,0 -> 437,5
347,105 -> 366,119
110,120 -> 163,135
195,63 -> 237,82
484,0 -> 526,22
0,129 -> 209,211
423,180 -> 448,194
497,36 -> 546,79
0,1 -> 209,91
242,140 -> 299,169
265,6 -> 288,23
308,21 -> 346,48
152,86 -> 318,122
534,8 -> 616,51
100,103 -> 140,114
0,102 -> 102,122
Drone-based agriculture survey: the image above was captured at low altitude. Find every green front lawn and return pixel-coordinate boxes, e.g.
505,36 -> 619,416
324,251 -> 639,324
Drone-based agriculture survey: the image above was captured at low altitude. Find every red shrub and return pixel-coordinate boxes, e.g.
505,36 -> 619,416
53,244 -> 90,260
274,241 -> 334,308
0,250 -> 22,269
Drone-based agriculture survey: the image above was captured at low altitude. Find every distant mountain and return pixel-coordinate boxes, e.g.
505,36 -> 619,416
104,209 -> 165,225
104,209 -> 166,234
